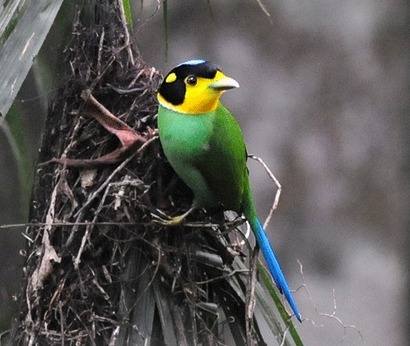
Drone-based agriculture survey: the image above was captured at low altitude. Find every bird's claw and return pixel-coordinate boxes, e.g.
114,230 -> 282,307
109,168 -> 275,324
151,207 -> 195,226
151,212 -> 186,226
145,127 -> 158,139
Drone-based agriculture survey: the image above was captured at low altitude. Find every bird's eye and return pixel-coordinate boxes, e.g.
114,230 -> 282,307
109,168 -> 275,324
186,75 -> 197,86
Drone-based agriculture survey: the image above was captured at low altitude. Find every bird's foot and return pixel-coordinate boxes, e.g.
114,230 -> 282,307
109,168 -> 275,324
151,207 -> 195,226
152,214 -> 186,226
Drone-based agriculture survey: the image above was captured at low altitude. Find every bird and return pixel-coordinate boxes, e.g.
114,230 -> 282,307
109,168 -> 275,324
156,59 -> 302,322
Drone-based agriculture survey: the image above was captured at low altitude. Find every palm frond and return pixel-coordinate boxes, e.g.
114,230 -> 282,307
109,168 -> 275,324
0,0 -> 63,118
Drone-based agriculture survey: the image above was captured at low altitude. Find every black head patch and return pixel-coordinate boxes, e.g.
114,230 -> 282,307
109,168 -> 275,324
158,60 -> 220,105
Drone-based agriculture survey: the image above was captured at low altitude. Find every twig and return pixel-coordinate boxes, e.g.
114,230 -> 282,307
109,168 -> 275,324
28,176 -> 62,292
25,171 -> 65,342
74,179 -> 119,269
248,154 -> 282,229
96,28 -> 105,76
279,326 -> 290,346
245,245 -> 259,345
80,90 -> 147,146
254,0 -> 273,23
74,176 -> 145,268
66,136 -> 157,247
0,218 -> 244,230
74,135 -> 157,219
74,223 -> 93,270
117,0 -> 135,66
296,259 -> 364,342
319,289 -> 364,342
1,222 -> 146,229
59,302 -> 65,346
108,326 -> 120,346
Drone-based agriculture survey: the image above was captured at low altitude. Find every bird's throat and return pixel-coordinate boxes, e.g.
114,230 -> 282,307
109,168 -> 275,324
157,93 -> 220,115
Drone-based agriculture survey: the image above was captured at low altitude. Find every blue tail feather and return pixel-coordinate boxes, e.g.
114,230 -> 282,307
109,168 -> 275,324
251,217 -> 302,322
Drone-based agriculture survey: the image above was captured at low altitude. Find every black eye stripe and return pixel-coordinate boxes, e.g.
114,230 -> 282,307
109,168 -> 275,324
159,79 -> 185,105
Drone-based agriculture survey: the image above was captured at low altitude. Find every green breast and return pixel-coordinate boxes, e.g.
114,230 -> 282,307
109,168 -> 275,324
158,105 -> 214,164
158,104 -> 248,211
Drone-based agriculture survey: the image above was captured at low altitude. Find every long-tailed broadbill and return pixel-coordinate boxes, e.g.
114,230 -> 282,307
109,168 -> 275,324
157,59 -> 302,322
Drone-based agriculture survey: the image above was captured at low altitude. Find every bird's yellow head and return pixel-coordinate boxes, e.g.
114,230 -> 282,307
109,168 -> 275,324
157,60 -> 239,114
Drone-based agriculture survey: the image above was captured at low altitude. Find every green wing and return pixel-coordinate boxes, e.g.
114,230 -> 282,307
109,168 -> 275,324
195,104 -> 248,211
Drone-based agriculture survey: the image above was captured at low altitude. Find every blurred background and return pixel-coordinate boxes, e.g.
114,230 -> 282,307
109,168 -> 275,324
0,0 -> 408,344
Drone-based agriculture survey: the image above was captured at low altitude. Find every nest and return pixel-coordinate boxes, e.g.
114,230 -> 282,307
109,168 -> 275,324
10,2 -> 294,345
